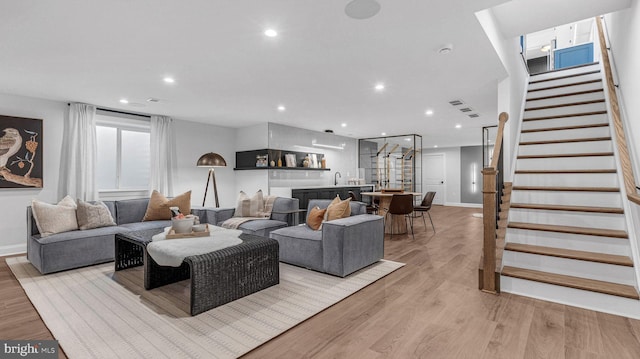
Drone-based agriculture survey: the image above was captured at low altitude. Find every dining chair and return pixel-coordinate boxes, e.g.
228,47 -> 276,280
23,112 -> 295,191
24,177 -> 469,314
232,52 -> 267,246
385,193 -> 414,239
414,192 -> 436,232
349,191 -> 377,214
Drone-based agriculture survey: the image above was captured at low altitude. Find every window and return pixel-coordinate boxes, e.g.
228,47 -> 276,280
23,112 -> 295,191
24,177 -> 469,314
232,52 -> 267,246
95,111 -> 150,192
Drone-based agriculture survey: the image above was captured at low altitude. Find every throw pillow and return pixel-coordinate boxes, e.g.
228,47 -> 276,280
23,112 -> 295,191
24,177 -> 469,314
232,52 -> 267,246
76,199 -> 116,230
234,190 -> 264,217
306,206 -> 326,231
31,195 -> 78,237
142,190 -> 192,221
325,196 -> 351,221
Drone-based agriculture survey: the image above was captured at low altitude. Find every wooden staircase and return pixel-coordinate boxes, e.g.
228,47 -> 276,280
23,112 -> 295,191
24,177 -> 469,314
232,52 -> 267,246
500,62 -> 640,305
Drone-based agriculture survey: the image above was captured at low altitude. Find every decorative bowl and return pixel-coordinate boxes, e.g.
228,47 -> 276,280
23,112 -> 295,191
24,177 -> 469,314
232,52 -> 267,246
172,217 -> 194,234
192,224 -> 207,232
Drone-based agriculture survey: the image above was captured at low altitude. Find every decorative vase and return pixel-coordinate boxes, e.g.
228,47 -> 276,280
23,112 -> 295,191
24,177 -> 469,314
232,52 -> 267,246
270,160 -> 275,167
277,158 -> 282,167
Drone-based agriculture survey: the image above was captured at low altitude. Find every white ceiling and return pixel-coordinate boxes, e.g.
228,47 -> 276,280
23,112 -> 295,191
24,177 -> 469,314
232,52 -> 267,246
0,0 -> 632,148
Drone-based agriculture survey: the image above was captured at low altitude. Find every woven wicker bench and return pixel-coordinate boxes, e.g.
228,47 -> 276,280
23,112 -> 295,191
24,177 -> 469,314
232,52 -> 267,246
115,228 -> 279,315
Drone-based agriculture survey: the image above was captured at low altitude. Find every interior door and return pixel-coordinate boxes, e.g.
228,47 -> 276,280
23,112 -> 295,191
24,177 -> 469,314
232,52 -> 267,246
422,153 -> 445,205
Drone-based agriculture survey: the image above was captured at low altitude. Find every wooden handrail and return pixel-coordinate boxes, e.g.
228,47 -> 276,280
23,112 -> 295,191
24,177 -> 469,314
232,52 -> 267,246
480,111 -> 509,294
490,112 -> 510,169
596,17 -> 640,205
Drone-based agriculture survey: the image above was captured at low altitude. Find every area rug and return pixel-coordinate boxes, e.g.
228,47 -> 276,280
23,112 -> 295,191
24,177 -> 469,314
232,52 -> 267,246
7,257 -> 404,359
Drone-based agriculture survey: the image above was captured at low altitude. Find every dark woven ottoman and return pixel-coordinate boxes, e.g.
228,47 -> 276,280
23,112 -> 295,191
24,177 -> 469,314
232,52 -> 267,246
115,228 -> 279,315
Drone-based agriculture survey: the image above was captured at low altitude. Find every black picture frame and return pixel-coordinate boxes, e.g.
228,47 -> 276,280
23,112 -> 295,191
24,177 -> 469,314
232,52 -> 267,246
0,115 -> 43,188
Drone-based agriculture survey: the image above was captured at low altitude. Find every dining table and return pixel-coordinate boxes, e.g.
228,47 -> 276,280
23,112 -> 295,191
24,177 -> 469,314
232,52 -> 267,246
361,191 -> 423,234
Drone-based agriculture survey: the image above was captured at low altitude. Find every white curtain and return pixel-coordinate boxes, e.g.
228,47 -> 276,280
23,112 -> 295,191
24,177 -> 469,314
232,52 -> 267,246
59,103 -> 98,201
149,115 -> 176,196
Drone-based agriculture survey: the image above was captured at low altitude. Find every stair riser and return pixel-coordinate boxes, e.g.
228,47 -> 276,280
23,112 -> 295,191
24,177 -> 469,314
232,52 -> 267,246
520,126 -> 610,142
506,228 -> 631,256
528,72 -> 602,91
524,102 -> 607,119
515,156 -> 616,171
521,114 -> 607,130
502,251 -> 635,285
509,209 -> 626,231
529,65 -> 601,82
511,191 -> 622,207
500,277 -> 640,319
513,173 -> 618,187
525,91 -> 605,108
518,141 -> 613,156
527,81 -> 603,99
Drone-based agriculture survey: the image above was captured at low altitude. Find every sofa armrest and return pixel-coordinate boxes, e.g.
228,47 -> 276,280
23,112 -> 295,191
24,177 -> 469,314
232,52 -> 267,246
321,214 -> 384,277
202,207 -> 235,225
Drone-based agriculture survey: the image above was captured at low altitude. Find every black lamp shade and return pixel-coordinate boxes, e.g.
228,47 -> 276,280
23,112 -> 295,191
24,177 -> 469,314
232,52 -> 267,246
197,152 -> 227,167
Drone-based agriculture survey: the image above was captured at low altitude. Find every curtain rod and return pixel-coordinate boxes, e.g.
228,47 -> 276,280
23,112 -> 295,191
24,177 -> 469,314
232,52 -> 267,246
67,103 -> 151,118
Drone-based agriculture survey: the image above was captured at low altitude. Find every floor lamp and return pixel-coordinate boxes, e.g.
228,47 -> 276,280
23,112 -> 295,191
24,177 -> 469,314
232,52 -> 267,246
197,152 -> 227,207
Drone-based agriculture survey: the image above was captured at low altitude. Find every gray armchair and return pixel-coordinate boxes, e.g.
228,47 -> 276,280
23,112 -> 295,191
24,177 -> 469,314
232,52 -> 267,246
269,199 -> 384,277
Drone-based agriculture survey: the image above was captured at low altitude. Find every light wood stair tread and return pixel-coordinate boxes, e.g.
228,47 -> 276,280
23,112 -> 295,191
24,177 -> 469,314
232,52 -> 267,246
501,266 -> 639,299
504,243 -> 633,266
512,186 -> 619,192
515,169 -> 616,174
525,99 -> 605,111
527,89 -> 604,102
510,203 -> 624,214
523,111 -> 607,122
530,62 -> 599,76
519,137 -> 611,146
528,79 -> 602,93
521,123 -> 608,133
528,70 -> 601,84
517,152 -> 613,159
508,222 -> 628,239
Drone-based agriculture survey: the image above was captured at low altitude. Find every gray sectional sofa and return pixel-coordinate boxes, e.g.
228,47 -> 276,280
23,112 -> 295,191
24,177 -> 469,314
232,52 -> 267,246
27,198 -> 203,274
203,197 -> 300,237
269,199 -> 384,277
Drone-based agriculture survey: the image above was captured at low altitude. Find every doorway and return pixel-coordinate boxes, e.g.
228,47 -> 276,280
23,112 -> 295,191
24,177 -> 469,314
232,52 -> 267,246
422,153 -> 445,205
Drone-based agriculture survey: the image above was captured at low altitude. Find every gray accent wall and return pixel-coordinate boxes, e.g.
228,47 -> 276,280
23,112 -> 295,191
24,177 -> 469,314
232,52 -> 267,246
460,146 -> 483,204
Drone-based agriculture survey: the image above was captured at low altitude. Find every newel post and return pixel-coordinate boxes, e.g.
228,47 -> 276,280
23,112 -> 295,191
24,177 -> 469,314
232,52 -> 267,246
481,167 -> 497,294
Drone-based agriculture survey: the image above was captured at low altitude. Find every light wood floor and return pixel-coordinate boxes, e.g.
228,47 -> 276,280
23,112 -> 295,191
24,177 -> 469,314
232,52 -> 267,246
3,205 -> 640,358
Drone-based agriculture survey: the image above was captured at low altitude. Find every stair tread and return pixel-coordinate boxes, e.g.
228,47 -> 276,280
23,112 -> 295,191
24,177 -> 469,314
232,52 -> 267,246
515,169 -> 616,174
512,186 -> 619,192
524,111 -> 607,122
521,123 -> 608,133
501,266 -> 639,299
528,70 -> 601,85
528,79 -> 603,93
517,152 -> 613,159
508,222 -> 628,238
527,89 -> 604,102
519,137 -> 611,146
530,62 -> 600,76
525,99 -> 605,111
510,203 -> 624,214
504,243 -> 633,266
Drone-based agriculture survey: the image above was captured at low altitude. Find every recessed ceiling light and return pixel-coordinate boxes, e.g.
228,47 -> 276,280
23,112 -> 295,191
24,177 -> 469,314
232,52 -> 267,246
147,98 -> 160,103
341,123 -> 347,127
264,29 -> 278,37
374,83 -> 385,91
455,124 -> 462,129
163,77 -> 175,84
541,45 -> 551,52
277,105 -> 286,112
381,132 -> 386,136
434,145 -> 438,148
119,99 -> 129,104
425,109 -> 434,116
405,138 -> 412,142
345,0 -> 381,20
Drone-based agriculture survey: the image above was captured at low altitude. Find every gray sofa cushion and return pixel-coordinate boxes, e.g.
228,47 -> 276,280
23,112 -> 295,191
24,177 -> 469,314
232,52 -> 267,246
270,197 -> 300,223
235,219 -> 288,238
119,220 -> 172,231
115,198 -> 150,225
270,225 -> 323,272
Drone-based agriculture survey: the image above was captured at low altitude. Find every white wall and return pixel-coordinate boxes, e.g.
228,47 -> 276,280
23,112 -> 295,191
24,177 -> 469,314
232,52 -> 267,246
0,93 -> 67,255
422,147 -> 462,205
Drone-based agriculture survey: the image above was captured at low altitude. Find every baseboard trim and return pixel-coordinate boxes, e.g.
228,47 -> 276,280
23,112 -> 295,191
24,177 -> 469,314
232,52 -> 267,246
0,244 -> 27,257
444,202 -> 483,208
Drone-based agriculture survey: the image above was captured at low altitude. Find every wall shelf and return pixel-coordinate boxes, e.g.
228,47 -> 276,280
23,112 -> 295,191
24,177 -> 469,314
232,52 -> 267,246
235,149 -> 329,171
234,167 -> 330,171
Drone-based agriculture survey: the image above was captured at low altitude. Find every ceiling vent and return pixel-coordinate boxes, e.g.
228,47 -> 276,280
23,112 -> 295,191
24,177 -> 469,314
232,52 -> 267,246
459,107 -> 473,112
449,99 -> 464,106
468,114 -> 480,118
146,98 -> 160,103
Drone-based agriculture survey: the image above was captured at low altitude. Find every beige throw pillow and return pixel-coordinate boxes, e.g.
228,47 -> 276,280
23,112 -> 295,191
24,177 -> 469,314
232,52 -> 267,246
306,206 -> 326,231
143,190 -> 192,221
324,196 -> 351,222
31,195 -> 78,237
76,199 -> 116,230
234,190 -> 265,217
